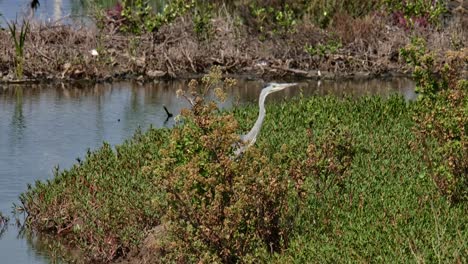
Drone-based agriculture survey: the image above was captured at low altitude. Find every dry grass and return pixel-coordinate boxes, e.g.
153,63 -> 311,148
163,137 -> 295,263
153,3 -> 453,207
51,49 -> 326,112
0,9 -> 464,83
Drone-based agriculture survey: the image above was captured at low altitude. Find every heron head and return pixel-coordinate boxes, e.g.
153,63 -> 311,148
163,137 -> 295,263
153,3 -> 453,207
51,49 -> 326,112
265,82 -> 298,93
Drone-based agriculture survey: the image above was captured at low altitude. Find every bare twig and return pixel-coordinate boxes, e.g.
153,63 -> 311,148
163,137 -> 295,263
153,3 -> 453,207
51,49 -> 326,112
182,49 -> 197,73
270,65 -> 309,75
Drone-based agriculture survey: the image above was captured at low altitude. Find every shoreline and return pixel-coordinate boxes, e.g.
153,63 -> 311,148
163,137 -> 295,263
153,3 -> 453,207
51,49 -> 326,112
4,12 -> 463,85
0,70 -> 413,85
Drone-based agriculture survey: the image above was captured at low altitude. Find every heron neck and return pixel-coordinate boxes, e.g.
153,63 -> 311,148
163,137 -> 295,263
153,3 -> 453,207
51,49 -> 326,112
245,90 -> 268,141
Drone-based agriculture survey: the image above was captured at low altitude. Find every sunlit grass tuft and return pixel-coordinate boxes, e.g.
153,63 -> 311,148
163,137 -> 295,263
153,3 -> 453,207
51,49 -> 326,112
6,19 -> 29,79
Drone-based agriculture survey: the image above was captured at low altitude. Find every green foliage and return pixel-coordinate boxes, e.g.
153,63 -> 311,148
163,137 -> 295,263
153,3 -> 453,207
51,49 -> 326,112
120,0 -> 152,34
193,2 -> 213,41
304,40 -> 342,57
269,95 -> 466,263
400,37 -> 427,65
120,0 -> 194,34
402,37 -> 467,203
21,68 -> 467,262
384,0 -> 447,27
304,0 -> 381,28
302,125 -> 356,198
400,37 -> 448,98
406,45 -> 468,203
153,67 -> 299,262
6,19 -> 30,79
274,4 -> 297,33
21,128 -> 170,261
249,3 -> 297,36
243,0 -> 379,30
155,0 -> 195,29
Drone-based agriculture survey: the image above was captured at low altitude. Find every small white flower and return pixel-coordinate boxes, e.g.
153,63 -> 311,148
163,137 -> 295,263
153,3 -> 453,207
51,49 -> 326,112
90,49 -> 99,56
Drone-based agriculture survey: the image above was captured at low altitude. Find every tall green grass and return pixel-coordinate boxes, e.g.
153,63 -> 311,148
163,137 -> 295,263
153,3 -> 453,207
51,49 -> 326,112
6,19 -> 30,79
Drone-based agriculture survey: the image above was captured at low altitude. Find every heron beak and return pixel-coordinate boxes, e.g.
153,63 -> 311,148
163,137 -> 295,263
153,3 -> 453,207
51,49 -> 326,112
273,83 -> 298,91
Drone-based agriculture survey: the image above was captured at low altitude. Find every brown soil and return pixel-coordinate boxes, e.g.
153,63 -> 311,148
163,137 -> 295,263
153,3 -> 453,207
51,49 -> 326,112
1,11 -> 465,84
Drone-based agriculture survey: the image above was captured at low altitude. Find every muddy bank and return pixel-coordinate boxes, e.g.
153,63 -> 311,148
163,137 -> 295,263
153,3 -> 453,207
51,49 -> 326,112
0,9 -> 465,84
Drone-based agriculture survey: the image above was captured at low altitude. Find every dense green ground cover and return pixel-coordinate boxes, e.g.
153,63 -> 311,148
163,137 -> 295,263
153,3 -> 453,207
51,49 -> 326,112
270,98 -> 466,262
20,88 -> 467,262
21,127 -> 171,260
243,95 -> 466,263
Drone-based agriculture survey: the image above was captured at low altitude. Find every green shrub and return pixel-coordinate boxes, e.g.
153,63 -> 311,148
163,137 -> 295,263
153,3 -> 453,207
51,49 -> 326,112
304,40 -> 342,57
400,37 -> 440,97
402,39 -> 467,203
120,0 -> 194,34
193,2 -> 213,41
413,78 -> 467,203
384,0 -> 447,28
249,3 -> 297,36
152,67 -> 300,262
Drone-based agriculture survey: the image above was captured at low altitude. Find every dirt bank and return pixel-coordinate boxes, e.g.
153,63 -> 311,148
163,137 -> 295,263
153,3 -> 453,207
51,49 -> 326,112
1,7 -> 465,84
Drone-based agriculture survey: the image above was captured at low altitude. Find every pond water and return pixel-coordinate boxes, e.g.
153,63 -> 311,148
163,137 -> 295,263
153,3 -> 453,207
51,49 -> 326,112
0,0 -> 167,24
0,78 -> 415,263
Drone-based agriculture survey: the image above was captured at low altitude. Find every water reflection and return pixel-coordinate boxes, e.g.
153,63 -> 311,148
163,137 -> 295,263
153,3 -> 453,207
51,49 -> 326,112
0,0 -> 169,23
11,87 -> 26,143
54,0 -> 63,20
0,78 -> 415,264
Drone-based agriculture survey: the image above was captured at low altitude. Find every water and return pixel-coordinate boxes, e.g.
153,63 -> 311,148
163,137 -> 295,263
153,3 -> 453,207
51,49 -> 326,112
0,78 -> 415,263
1,0 -> 85,23
0,0 -> 168,24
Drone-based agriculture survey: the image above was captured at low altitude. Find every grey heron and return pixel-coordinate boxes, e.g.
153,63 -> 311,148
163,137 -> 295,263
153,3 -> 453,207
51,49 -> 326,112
234,82 -> 297,157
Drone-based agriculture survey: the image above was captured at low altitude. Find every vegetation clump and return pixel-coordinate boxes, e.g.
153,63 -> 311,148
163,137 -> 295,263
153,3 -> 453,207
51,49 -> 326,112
119,0 -> 195,34
151,67 -> 300,262
402,38 -> 467,203
304,40 -> 342,57
6,19 -> 29,79
385,0 -> 447,29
